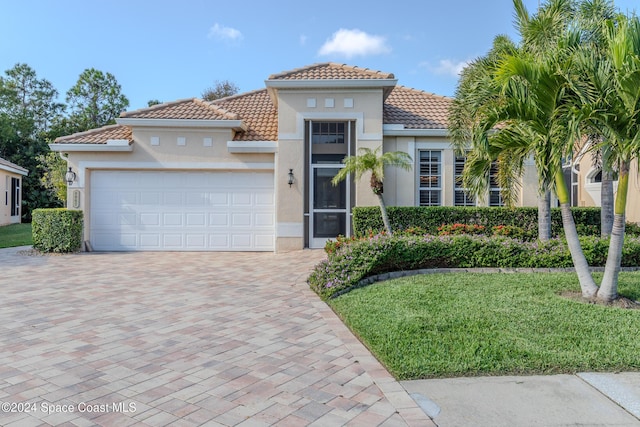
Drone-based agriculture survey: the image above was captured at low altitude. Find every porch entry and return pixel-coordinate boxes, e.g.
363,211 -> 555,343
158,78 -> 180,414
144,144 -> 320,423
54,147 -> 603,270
305,121 -> 356,249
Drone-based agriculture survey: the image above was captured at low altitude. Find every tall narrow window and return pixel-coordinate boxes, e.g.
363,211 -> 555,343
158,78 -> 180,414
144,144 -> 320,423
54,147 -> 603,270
10,177 -> 19,216
454,155 -> 475,206
489,162 -> 504,207
418,150 -> 442,206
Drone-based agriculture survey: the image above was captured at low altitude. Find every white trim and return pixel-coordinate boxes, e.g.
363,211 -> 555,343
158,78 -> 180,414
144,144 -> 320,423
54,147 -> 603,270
277,222 -> 304,237
76,161 -> 274,188
227,141 -> 278,153
278,112 -> 383,141
107,139 -> 130,146
265,79 -> 397,90
384,126 -> 448,137
415,141 -> 452,150
0,164 -> 28,176
116,118 -> 247,130
49,143 -> 133,152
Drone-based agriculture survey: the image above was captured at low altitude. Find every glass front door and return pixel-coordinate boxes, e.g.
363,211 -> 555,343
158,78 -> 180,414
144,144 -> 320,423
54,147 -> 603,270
306,121 -> 353,249
310,166 -> 348,248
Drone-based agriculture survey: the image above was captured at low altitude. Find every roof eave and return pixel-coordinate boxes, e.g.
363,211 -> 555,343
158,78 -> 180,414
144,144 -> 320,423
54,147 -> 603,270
383,126 -> 449,137
49,142 -> 134,152
265,79 -> 398,90
0,164 -> 28,176
116,118 -> 247,131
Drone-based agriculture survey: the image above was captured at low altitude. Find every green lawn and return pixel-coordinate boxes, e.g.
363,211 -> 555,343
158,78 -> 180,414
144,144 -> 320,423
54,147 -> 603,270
329,272 -> 640,380
0,223 -> 33,248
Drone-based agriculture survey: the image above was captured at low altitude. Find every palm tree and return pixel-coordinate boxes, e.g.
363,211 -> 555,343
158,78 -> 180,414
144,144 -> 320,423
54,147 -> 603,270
331,147 -> 412,235
570,15 -> 640,301
449,0 -> 604,297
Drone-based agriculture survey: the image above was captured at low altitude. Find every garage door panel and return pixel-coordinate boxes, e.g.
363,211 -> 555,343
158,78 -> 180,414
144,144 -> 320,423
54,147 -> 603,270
163,234 -> 183,247
186,213 -> 206,226
163,213 -> 183,226
91,171 -> 274,251
140,213 -> 160,226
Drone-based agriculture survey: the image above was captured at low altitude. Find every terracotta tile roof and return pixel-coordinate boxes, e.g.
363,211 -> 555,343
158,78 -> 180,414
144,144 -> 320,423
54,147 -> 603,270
268,63 -> 395,80
0,156 -> 28,174
384,86 -> 452,129
54,124 -> 133,144
120,98 -> 239,120
211,89 -> 278,141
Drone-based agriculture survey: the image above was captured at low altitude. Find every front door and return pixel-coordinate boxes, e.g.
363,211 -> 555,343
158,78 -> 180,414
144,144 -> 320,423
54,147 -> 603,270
310,163 -> 348,248
307,121 -> 354,248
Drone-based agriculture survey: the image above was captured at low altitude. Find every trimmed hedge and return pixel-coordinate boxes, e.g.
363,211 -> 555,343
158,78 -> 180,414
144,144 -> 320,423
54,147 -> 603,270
308,233 -> 640,300
352,206 -> 601,238
32,208 -> 83,253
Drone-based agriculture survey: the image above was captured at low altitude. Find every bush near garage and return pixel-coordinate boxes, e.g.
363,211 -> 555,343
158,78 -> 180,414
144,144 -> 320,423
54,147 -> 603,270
32,208 -> 83,253
308,233 -> 640,300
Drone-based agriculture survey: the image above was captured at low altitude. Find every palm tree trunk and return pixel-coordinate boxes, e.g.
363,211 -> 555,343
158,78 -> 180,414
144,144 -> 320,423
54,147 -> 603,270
376,193 -> 393,235
538,191 -> 551,241
600,169 -> 614,238
555,171 -> 599,297
598,162 -> 629,302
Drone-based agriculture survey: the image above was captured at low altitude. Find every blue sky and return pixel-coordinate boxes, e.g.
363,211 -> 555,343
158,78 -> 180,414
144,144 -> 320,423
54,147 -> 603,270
1,0 -> 638,111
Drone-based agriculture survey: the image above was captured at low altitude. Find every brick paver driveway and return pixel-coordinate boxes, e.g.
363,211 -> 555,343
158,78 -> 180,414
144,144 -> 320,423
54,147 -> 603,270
0,248 -> 432,426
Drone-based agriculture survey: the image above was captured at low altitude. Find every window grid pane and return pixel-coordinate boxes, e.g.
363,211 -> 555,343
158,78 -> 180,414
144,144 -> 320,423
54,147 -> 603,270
454,155 -> 475,206
418,150 -> 442,206
312,121 -> 346,144
489,162 -> 504,207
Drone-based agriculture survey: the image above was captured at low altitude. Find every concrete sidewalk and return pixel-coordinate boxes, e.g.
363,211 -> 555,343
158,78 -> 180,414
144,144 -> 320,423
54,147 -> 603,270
402,372 -> 640,427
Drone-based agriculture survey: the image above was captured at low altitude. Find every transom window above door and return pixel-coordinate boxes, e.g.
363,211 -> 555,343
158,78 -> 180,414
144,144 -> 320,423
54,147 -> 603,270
312,122 -> 346,144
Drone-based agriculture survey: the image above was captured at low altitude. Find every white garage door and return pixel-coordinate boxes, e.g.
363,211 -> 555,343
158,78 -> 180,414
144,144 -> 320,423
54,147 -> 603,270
90,170 -> 275,251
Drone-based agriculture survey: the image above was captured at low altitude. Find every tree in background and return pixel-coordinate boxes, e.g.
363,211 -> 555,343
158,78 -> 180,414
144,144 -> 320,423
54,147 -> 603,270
0,64 -> 66,218
66,68 -> 129,131
147,99 -> 162,107
37,151 -> 67,204
201,80 -> 239,101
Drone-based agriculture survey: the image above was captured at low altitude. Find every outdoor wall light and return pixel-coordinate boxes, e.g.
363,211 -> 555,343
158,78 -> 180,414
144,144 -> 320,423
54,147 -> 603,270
288,169 -> 295,187
65,167 -> 77,186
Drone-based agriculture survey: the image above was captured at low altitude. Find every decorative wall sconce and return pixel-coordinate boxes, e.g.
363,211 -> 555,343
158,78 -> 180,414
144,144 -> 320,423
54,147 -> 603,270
65,167 -> 77,186
288,169 -> 295,187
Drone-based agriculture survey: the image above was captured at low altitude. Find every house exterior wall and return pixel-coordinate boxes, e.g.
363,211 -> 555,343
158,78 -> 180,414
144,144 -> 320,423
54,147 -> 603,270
576,152 -> 640,223
274,89 -> 384,250
384,136 -> 539,207
0,170 -> 23,225
65,126 -> 274,245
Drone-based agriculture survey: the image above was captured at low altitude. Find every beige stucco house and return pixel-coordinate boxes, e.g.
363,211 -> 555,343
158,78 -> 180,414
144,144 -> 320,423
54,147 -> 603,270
0,156 -> 28,226
50,63 -> 538,252
571,149 -> 640,223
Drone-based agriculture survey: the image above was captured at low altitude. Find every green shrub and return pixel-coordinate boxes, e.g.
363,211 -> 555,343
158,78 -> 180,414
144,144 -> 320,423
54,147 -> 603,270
308,233 -> 640,300
352,206 -> 602,238
438,223 -> 485,235
32,208 -> 83,253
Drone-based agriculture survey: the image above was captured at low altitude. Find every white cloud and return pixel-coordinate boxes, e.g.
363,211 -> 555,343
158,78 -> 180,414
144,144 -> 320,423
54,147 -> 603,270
299,34 -> 307,46
208,23 -> 243,42
424,59 -> 471,77
318,29 -> 391,58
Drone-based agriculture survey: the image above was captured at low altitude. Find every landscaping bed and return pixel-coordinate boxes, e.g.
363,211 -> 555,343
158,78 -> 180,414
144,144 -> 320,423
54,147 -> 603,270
308,233 -> 640,300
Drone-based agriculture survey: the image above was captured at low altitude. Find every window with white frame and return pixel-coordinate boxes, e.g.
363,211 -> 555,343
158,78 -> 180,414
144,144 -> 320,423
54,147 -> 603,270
489,162 -> 504,207
10,177 -> 19,216
418,150 -> 442,206
454,155 -> 475,206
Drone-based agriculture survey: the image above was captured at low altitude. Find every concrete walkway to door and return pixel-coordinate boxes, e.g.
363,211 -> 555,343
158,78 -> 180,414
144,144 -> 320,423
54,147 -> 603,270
0,247 -> 433,426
